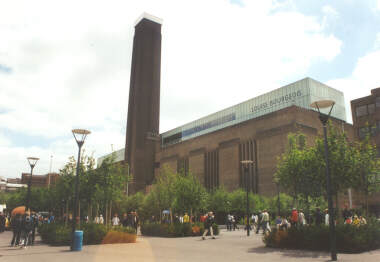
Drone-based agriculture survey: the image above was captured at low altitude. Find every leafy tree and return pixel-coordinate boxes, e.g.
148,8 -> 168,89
351,135 -> 380,216
172,171 -> 208,216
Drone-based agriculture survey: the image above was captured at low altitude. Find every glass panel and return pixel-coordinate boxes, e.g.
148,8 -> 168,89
356,105 -> 368,117
368,104 -> 375,114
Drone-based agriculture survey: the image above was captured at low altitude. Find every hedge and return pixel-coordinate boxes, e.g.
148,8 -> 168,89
38,223 -> 136,246
140,222 -> 219,237
263,220 -> 380,253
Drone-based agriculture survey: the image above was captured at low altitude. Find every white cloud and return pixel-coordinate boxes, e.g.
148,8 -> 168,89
327,38 -> 380,123
0,0 -> 342,177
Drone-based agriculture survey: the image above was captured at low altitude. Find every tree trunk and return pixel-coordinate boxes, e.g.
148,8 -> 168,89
65,201 -> 69,226
365,190 -> 369,217
109,200 -> 112,226
306,194 -> 310,225
105,202 -> 108,226
335,193 -> 339,224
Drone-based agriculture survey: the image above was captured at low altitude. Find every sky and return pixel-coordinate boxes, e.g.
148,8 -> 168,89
1,0 -> 380,178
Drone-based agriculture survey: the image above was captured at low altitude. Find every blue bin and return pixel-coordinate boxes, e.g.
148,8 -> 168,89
73,230 -> 83,251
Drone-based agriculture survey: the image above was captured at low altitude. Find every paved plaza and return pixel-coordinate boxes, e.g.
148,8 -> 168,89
0,229 -> 379,262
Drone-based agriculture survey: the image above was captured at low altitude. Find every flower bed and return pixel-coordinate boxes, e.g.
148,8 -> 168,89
140,222 -> 219,237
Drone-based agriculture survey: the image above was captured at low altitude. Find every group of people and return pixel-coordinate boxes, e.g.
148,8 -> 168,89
104,212 -> 139,232
10,211 -> 39,248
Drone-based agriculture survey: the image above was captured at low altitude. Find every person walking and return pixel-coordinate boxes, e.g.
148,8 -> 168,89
226,214 -> 232,231
122,213 -> 129,227
183,212 -> 190,223
298,209 -> 306,226
315,208 -> 323,226
112,214 -> 120,226
99,214 -> 104,224
202,211 -> 216,240
324,209 -> 329,226
290,208 -> 298,227
10,214 -> 22,247
0,212 -> 5,232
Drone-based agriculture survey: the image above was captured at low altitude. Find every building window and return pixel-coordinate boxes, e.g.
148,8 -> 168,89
376,97 -> 380,107
358,126 -> 369,139
368,103 -> 375,114
356,105 -> 368,117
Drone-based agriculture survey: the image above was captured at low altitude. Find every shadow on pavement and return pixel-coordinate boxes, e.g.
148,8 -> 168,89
248,246 -> 330,260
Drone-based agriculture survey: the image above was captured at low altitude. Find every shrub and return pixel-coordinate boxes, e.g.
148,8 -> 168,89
263,221 -> 380,253
38,223 -> 70,246
38,223 -> 137,246
80,223 -> 107,245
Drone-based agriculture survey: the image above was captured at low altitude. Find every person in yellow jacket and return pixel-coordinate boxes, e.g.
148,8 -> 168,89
183,213 -> 190,223
352,215 -> 360,226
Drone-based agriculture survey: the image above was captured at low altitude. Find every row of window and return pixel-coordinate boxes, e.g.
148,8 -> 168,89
355,97 -> 380,117
358,121 -> 380,138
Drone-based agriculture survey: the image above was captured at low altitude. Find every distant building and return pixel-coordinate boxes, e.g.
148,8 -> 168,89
350,87 -> 380,214
0,176 -> 27,192
21,172 -> 60,188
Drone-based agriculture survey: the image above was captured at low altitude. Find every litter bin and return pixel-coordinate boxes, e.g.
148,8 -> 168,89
73,230 -> 83,251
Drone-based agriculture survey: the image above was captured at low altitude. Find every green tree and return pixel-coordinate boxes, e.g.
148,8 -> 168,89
351,135 -> 380,216
172,171 -> 208,216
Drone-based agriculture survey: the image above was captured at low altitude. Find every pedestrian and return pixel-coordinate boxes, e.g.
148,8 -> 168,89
279,216 -> 290,231
342,204 -> 352,222
99,214 -> 104,224
226,214 -> 232,231
314,208 -> 323,226
20,212 -> 33,248
298,209 -> 306,226
112,213 -> 120,226
183,212 -> 190,223
359,215 -> 367,225
122,213 -> 128,227
10,214 -> 22,247
325,209 -> 329,226
202,211 -> 216,240
132,212 -> 139,233
290,208 -> 298,227
252,213 -> 258,232
31,212 -> 38,245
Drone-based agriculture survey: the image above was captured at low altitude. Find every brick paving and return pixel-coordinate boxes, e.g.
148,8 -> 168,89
0,229 -> 379,262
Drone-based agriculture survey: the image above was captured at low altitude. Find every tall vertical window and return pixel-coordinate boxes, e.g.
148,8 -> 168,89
356,105 -> 368,117
368,103 -> 375,114
376,97 -> 380,107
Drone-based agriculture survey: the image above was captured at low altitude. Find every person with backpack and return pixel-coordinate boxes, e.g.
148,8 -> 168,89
202,211 -> 216,240
21,212 -> 34,248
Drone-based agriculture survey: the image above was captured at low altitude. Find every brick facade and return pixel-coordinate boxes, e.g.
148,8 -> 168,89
155,105 -> 354,197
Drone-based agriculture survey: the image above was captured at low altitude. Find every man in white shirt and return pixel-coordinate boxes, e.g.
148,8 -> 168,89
112,214 -> 120,226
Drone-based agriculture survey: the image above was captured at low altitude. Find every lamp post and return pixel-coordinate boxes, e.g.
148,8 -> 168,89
276,182 -> 281,216
71,129 -> 90,251
241,160 -> 253,236
310,100 -> 337,261
26,157 -> 39,212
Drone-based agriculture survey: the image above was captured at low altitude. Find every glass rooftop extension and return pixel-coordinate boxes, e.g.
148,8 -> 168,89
161,77 -> 346,147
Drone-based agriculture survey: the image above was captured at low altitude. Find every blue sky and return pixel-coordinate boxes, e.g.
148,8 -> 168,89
1,0 -> 380,178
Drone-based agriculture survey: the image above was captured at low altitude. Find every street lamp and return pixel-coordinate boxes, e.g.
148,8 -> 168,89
71,129 -> 90,251
241,160 -> 253,236
310,100 -> 337,261
276,182 -> 281,216
26,157 -> 39,212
